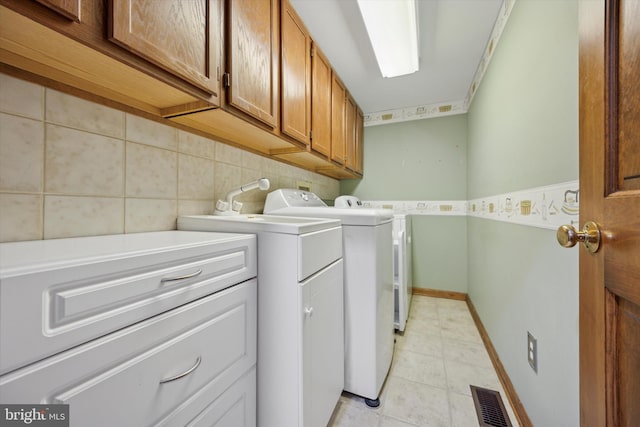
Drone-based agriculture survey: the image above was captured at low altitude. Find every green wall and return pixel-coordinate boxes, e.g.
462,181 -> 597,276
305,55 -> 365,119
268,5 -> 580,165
412,216 -> 467,293
341,115 -> 468,292
467,1 -> 579,425
341,115 -> 467,200
341,0 -> 580,425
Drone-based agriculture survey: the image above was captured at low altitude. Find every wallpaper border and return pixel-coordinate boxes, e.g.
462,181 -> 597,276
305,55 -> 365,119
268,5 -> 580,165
361,180 -> 579,231
363,0 -> 517,127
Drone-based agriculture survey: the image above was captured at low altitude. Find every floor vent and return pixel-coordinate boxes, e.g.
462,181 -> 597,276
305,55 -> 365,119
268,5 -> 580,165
470,385 -> 513,427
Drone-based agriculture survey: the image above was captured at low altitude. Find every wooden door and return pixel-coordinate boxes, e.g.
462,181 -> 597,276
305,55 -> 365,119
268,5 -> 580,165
281,0 -> 310,145
330,74 -> 346,165
310,44 -> 332,157
109,0 -> 222,104
578,0 -> 640,425
227,0 -> 279,128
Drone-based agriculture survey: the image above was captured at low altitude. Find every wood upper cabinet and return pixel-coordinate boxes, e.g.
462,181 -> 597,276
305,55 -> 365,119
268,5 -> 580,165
109,0 -> 222,105
35,0 -> 80,21
280,0 -> 310,145
310,43 -> 332,157
345,98 -> 364,175
0,0 -> 363,179
330,73 -> 346,165
226,0 -> 279,128
344,94 -> 357,171
355,107 -> 364,174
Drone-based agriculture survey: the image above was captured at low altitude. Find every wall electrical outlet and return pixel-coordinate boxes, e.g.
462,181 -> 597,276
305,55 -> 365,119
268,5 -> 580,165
527,332 -> 538,373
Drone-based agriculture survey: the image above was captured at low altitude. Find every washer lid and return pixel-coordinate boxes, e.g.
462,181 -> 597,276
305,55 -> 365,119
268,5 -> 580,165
177,214 -> 340,235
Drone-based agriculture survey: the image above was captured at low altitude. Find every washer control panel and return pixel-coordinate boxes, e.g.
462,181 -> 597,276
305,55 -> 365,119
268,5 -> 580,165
264,189 -> 327,211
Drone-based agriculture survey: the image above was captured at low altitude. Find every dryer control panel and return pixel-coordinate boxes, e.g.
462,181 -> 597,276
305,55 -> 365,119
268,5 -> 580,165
334,195 -> 363,208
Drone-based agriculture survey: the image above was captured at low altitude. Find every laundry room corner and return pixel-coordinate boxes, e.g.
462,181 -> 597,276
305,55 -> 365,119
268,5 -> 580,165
340,114 -> 469,295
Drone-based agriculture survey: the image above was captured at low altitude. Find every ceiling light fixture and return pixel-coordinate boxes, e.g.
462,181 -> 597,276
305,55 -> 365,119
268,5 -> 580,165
356,0 -> 419,78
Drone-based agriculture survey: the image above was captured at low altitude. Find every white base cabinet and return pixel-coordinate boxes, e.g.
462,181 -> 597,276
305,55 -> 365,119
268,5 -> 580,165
178,216 -> 345,427
0,231 -> 258,427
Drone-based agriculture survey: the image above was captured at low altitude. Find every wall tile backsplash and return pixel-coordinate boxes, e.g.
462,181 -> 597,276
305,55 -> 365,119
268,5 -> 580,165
0,73 -> 340,242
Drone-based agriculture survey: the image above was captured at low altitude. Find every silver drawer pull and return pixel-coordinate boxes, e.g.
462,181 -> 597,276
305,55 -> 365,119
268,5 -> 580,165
159,356 -> 202,384
160,269 -> 203,283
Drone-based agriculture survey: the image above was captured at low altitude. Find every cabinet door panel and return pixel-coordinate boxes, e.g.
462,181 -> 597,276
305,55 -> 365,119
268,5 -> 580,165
311,45 -> 332,157
109,0 -> 222,102
330,75 -> 346,164
35,0 -> 80,21
355,108 -> 364,174
345,94 -> 357,171
227,0 -> 279,128
302,260 -> 344,427
281,0 -> 310,145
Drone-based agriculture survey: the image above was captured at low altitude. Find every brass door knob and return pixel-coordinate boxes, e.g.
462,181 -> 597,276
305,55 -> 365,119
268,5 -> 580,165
556,221 -> 601,254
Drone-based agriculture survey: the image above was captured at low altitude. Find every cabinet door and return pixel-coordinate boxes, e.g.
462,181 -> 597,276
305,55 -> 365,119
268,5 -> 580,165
311,44 -> 332,157
35,0 -> 80,21
109,0 -> 222,104
302,260 -> 344,427
355,107 -> 364,174
345,94 -> 357,171
330,74 -> 346,164
281,0 -> 310,145
227,0 -> 279,128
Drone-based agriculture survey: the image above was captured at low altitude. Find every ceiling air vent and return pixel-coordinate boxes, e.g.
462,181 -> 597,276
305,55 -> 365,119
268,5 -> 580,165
381,113 -> 394,120
438,105 -> 452,113
470,385 -> 513,427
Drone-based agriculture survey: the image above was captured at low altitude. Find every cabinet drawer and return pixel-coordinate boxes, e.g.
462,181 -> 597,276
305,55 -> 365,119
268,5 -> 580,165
0,280 -> 257,427
0,231 -> 256,374
298,226 -> 342,281
178,367 -> 256,427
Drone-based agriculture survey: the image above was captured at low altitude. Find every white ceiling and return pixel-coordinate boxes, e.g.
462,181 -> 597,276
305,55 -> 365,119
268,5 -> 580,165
289,0 -> 504,115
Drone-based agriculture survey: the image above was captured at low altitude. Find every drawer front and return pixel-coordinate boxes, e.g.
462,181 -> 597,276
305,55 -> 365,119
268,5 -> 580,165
176,367 -> 256,427
298,226 -> 342,281
0,280 -> 257,427
0,237 -> 256,374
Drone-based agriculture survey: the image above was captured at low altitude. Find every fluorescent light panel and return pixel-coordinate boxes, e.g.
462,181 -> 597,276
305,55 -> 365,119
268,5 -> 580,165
357,0 -> 419,78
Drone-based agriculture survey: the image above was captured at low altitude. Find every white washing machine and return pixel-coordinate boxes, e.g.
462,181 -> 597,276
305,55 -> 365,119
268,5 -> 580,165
178,214 -> 344,427
335,196 -> 413,332
264,189 -> 394,406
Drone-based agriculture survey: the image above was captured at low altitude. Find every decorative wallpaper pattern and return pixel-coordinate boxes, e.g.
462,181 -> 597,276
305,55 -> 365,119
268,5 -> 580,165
363,0 -> 517,127
362,200 -> 467,216
361,180 -> 579,231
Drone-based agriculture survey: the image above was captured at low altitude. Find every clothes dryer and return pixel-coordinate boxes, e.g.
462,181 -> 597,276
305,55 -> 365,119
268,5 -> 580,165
334,196 -> 413,332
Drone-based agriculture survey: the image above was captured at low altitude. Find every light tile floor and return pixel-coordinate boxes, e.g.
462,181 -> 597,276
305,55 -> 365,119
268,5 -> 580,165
328,295 -> 520,427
